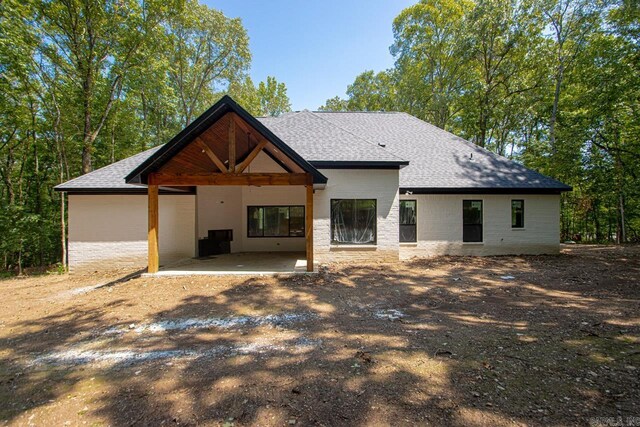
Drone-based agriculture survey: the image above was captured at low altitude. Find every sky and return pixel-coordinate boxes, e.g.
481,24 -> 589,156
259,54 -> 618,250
204,0 -> 416,111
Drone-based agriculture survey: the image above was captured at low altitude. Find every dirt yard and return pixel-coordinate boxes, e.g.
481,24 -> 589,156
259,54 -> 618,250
0,245 -> 638,426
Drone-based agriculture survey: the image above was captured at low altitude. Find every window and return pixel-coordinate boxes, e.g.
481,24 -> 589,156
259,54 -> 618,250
247,206 -> 305,237
463,200 -> 483,242
512,200 -> 524,228
331,199 -> 376,244
400,200 -> 417,242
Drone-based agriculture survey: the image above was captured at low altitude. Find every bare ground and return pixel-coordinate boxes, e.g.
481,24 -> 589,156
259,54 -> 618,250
0,245 -> 638,426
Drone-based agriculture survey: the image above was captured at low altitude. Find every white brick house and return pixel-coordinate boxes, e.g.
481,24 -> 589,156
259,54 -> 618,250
56,96 -> 571,273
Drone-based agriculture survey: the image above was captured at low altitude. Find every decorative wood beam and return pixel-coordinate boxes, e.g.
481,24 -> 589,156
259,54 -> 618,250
228,116 -> 236,171
148,172 -> 309,186
196,138 -> 227,173
305,175 -> 314,272
148,185 -> 159,274
230,112 -> 252,135
228,112 -> 304,174
235,139 -> 268,173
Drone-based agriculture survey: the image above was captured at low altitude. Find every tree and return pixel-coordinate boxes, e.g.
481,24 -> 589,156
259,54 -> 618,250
344,70 -> 396,111
391,0 -> 474,129
460,0 -> 545,149
0,0 -> 262,272
165,0 -> 250,126
227,75 -> 292,116
228,76 -> 261,115
318,96 -> 349,112
257,76 -> 291,116
36,0 -> 182,174
541,0 -> 602,154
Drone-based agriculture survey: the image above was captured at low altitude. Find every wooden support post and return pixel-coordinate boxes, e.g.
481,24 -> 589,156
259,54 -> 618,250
228,116 -> 236,171
148,184 -> 159,274
305,177 -> 314,272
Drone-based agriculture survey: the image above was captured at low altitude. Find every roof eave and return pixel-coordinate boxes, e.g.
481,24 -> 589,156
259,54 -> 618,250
54,187 -> 196,195
400,186 -> 572,195
311,160 -> 409,170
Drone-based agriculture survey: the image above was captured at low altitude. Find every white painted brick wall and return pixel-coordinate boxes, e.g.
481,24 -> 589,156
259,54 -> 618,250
399,193 -> 561,258
67,161 -> 561,272
313,169 -> 400,262
68,194 -> 195,272
196,152 -> 306,253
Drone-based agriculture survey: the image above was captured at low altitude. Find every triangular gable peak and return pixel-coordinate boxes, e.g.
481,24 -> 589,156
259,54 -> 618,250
126,95 -> 327,187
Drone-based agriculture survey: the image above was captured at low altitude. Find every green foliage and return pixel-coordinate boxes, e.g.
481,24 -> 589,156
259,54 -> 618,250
228,75 -> 292,116
321,0 -> 639,243
164,0 -> 250,125
0,0 -> 273,271
391,0 -> 474,128
319,70 -> 395,112
228,76 -> 262,116
257,76 -> 292,116
317,96 -> 349,112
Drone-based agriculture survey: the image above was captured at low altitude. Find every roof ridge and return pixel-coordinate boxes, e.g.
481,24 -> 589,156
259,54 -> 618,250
312,110 -> 403,114
258,111 -> 301,127
307,111 -> 408,163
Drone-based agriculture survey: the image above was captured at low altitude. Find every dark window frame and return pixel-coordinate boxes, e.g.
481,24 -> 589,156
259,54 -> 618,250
247,205 -> 305,238
511,199 -> 525,228
463,199 -> 483,243
330,199 -> 377,245
399,199 -> 417,243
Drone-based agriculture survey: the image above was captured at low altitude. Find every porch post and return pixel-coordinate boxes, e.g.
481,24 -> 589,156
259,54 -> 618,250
305,176 -> 314,272
148,184 -> 159,273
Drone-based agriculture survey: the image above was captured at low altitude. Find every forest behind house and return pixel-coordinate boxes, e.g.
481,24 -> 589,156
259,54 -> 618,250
0,0 -> 638,273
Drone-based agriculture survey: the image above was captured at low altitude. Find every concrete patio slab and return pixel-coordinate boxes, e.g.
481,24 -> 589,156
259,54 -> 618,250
144,252 -> 317,276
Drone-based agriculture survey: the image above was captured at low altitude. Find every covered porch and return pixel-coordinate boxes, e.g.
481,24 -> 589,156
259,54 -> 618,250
124,96 -> 327,275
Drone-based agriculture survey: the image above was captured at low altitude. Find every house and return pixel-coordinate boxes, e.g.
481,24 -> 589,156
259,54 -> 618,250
55,95 -> 571,273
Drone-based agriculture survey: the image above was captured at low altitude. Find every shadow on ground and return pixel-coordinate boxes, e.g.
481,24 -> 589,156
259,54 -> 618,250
0,245 -> 638,426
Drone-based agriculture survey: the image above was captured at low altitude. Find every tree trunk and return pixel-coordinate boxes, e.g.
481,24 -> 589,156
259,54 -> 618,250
608,202 -> 613,243
550,64 -> 564,152
17,247 -> 22,276
593,199 -> 601,242
82,67 -> 94,174
617,192 -> 626,244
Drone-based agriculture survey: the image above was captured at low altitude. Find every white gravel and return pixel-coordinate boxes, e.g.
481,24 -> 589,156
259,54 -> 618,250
373,309 -> 405,320
102,312 -> 316,335
31,337 -> 321,367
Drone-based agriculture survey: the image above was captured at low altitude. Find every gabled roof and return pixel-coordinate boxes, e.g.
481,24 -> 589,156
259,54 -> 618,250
56,96 -> 571,194
125,95 -> 327,185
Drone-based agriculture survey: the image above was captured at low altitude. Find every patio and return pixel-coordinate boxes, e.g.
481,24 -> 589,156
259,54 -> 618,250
146,251 -> 314,276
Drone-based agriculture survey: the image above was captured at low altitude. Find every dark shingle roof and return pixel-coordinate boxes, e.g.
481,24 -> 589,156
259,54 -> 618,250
55,146 -> 162,192
312,111 -> 570,192
56,107 -> 570,193
256,111 -> 407,164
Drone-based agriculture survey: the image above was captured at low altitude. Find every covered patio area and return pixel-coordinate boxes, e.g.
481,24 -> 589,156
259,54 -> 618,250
123,96 -> 327,276
147,252 -> 315,276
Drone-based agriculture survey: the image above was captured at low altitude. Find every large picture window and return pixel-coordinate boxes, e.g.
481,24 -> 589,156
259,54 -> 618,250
512,200 -> 524,228
463,200 -> 483,242
399,200 -> 417,242
331,199 -> 376,244
247,206 -> 305,237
